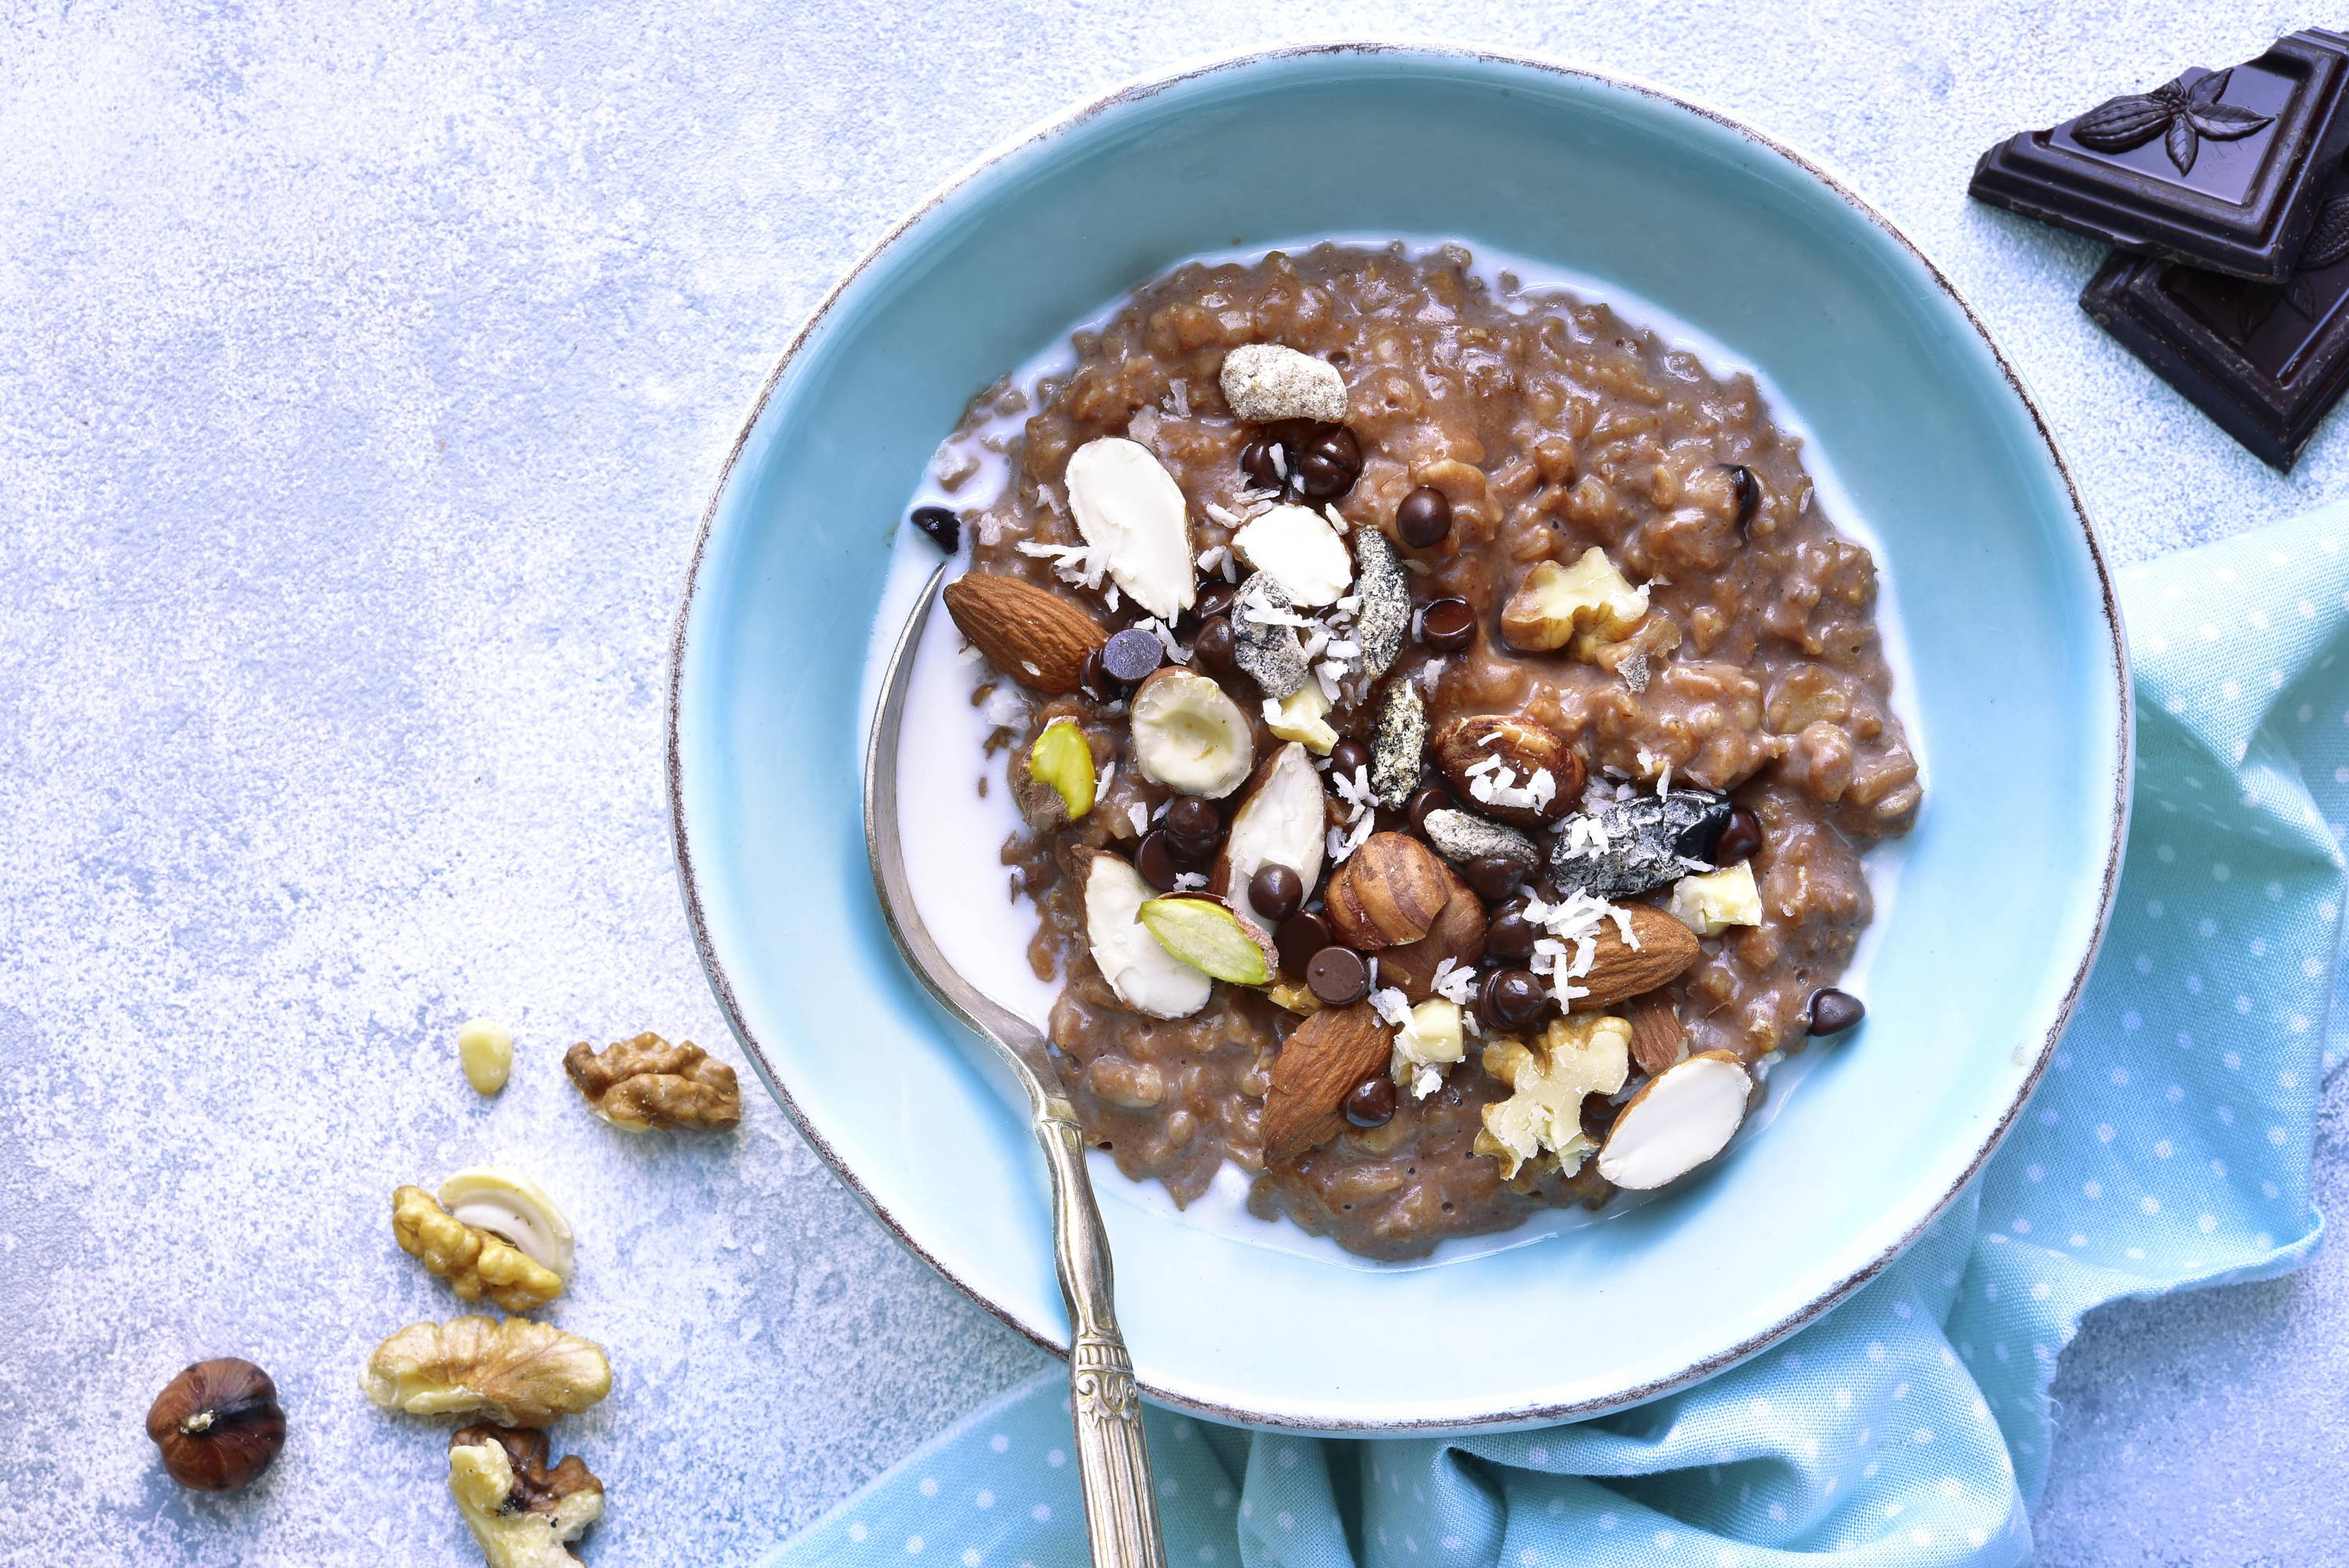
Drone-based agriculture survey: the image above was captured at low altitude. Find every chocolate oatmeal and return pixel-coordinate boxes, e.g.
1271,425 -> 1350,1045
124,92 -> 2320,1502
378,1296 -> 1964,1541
928,243 -> 1919,1262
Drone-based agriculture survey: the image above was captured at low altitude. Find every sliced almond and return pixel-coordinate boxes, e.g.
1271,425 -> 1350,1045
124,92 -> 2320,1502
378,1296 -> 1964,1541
1210,743 -> 1327,930
1261,1002 -> 1392,1164
1597,1049 -> 1750,1190
1138,894 -> 1275,986
1230,503 -> 1352,607
1064,438 -> 1196,622
1083,851 -> 1211,1019
1568,906 -> 1703,1011
1129,668 -> 1254,798
942,572 -> 1107,695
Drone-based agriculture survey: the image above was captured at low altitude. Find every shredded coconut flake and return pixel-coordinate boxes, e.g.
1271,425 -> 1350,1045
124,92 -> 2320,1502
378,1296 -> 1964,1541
1128,803 -> 1149,836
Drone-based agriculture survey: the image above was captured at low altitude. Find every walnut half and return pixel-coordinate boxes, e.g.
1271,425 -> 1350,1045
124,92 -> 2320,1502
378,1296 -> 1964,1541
564,1033 -> 742,1132
362,1317 -> 611,1428
448,1424 -> 604,1568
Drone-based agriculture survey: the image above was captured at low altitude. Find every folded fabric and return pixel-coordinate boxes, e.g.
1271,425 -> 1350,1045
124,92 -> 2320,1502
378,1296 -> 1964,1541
773,504 -> 2349,1568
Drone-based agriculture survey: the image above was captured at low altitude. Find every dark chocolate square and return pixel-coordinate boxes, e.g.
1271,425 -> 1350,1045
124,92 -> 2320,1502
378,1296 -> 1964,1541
1972,30 -> 2349,282
2081,171 -> 2349,470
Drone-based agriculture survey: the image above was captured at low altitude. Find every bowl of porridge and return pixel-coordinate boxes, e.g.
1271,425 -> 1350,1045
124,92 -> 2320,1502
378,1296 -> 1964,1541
671,46 -> 2127,1430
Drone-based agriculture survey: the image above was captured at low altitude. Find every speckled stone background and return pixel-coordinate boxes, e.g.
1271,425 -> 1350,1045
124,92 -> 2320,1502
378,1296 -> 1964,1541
1,2 -> 2344,1563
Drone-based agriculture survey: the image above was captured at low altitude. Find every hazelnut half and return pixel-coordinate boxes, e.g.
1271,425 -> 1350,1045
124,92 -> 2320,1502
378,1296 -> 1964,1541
146,1357 -> 286,1492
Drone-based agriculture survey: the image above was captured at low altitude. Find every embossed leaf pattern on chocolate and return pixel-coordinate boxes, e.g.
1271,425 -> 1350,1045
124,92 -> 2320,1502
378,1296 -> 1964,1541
2300,193 -> 2349,272
2073,70 -> 2274,175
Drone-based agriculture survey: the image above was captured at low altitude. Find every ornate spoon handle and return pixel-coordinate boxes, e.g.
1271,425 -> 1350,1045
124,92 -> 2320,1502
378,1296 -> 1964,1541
1036,1103 -> 1167,1568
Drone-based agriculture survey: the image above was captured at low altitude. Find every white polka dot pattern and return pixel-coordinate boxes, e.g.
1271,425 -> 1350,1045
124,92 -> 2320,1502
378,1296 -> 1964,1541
765,514 -> 2347,1565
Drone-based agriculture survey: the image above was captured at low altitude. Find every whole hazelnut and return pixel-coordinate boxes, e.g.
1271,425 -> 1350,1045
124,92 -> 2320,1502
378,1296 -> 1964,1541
146,1357 -> 286,1491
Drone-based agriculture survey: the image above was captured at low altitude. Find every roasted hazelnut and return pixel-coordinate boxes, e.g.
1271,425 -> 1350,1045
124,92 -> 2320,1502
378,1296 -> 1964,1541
146,1358 -> 286,1492
1323,833 -> 1450,950
1344,1073 -> 1398,1128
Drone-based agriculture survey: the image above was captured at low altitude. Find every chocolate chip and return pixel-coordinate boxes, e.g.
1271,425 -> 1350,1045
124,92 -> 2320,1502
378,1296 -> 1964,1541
1296,426 -> 1362,501
1807,988 -> 1865,1036
1713,805 -> 1764,865
1135,832 -> 1185,892
1079,648 -> 1119,703
1484,907 -> 1537,964
1100,627 -> 1165,684
1344,1074 -> 1397,1128
1239,437 -> 1284,492
1479,968 -> 1547,1030
1329,737 -> 1371,780
1250,864 -> 1304,925
1420,597 -> 1476,653
1306,946 -> 1371,1007
1164,798 -> 1221,859
1405,785 -> 1453,836
1725,465 -> 1760,532
1193,580 -> 1239,622
910,505 -> 960,553
1462,855 -> 1525,903
1395,486 -> 1452,549
1192,615 -> 1237,675
1276,910 -> 1334,975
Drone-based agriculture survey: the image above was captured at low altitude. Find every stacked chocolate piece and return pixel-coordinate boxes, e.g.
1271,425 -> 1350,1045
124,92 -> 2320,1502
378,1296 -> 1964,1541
1971,29 -> 2349,468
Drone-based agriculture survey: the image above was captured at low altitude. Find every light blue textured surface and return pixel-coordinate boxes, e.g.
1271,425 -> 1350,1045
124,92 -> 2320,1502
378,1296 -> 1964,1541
0,4 -> 2344,1565
766,507 -> 2347,1568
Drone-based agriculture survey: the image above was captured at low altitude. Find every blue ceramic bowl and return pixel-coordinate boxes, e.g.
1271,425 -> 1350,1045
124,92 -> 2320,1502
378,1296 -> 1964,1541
670,45 -> 2127,1431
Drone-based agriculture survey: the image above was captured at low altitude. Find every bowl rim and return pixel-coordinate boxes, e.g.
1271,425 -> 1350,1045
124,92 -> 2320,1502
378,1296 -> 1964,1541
666,40 -> 2134,1431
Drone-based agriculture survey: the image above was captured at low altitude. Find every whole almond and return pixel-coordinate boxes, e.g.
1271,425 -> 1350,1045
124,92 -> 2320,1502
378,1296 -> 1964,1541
942,571 -> 1108,695
1625,993 -> 1688,1075
1323,832 -> 1449,950
1261,1001 -> 1393,1165
1431,715 -> 1586,828
1372,863 -> 1487,1002
1568,905 -> 1702,1011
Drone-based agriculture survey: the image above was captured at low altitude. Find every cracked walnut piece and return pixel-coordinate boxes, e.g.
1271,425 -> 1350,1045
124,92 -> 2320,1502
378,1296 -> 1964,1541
449,1425 -> 604,1568
363,1317 -> 611,1428
393,1187 -> 564,1313
563,1033 -> 742,1131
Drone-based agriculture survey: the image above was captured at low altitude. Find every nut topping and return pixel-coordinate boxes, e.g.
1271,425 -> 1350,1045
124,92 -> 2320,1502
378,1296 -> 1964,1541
942,571 -> 1107,695
1322,831 -> 1449,950
1129,667 -> 1254,798
1474,1014 -> 1633,1181
563,1033 -> 742,1132
393,1182 -> 567,1312
448,1425 -> 604,1568
1626,994 -> 1690,1076
1261,1001 -> 1393,1164
146,1358 -> 286,1492
1231,503 -> 1352,607
1596,1049 -> 1752,1190
1018,716 -> 1098,828
1210,743 -> 1326,930
1084,849 -> 1211,1017
1665,862 -> 1764,936
1137,893 -> 1276,986
1063,436 -> 1196,622
1566,904 -> 1704,1011
457,1017 -> 514,1096
1372,863 -> 1486,1003
363,1317 -> 612,1428
1220,343 -> 1348,424
1500,546 -> 1649,655
1431,714 -> 1582,828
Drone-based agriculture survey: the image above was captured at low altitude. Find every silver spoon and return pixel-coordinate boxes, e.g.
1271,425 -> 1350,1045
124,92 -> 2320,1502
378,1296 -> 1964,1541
864,561 -> 1167,1568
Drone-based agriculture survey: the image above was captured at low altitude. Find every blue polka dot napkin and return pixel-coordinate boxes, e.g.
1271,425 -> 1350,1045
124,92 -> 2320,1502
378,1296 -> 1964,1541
774,506 -> 2347,1567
